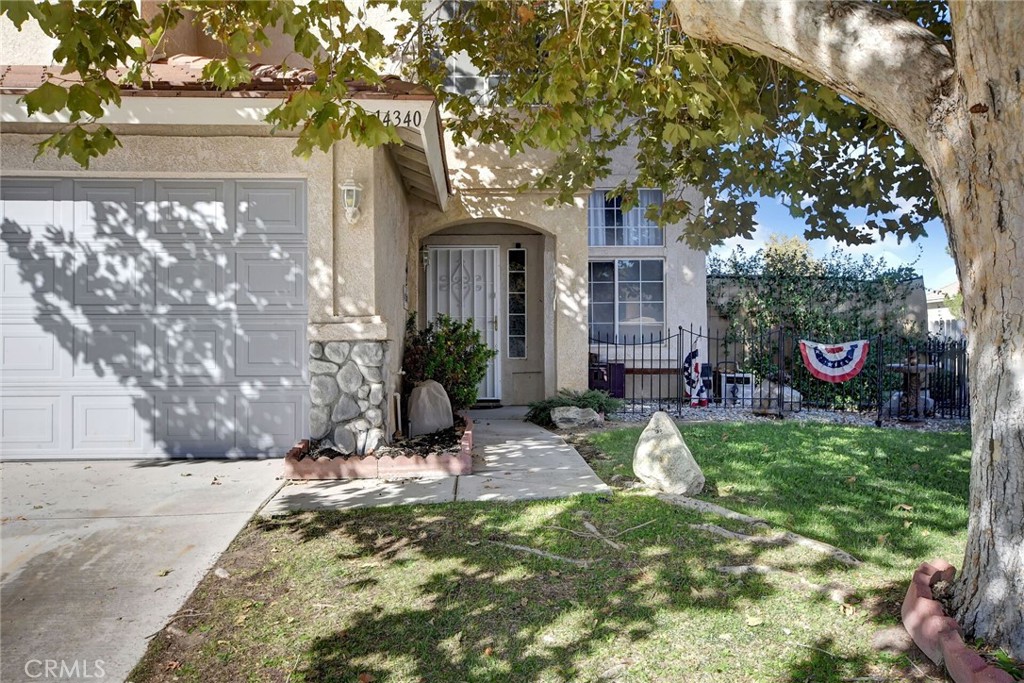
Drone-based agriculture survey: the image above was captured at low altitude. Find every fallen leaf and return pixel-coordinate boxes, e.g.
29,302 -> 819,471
718,633 -> 733,641
157,569 -> 172,577
164,661 -> 182,671
466,541 -> 480,546
877,534 -> 889,546
234,613 -> 248,626
895,503 -> 914,512
904,520 -> 913,528
746,616 -> 764,627
845,476 -> 857,484
921,529 -> 931,537
911,463 -> 921,471
840,603 -> 858,616
358,673 -> 376,683
483,646 -> 493,657
180,472 -> 192,477
211,477 -> 221,485
520,598 -> 529,607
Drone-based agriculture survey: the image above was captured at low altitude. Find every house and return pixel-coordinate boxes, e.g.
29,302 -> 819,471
926,282 -> 965,339
0,7 -> 706,460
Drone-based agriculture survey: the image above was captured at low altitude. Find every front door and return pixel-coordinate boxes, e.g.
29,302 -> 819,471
425,246 -> 501,400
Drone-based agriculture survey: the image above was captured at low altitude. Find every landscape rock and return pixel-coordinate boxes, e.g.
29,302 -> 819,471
408,380 -> 454,438
310,375 -> 340,407
633,411 -> 705,495
885,390 -> 935,418
752,381 -> 803,416
551,406 -> 604,429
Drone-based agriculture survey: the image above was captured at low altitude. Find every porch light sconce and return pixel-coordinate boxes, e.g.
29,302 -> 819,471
340,177 -> 363,224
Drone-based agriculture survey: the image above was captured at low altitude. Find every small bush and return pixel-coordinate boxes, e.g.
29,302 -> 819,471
525,389 -> 623,427
403,314 -> 497,411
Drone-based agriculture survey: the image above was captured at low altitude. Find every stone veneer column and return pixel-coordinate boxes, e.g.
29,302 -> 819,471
308,340 -> 389,455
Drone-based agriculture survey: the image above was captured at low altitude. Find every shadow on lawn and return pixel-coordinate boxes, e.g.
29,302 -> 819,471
597,422 -> 971,567
246,491 -> 896,683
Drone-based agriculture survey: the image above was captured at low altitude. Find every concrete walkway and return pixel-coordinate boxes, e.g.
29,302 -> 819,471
0,459 -> 282,683
260,407 -> 609,515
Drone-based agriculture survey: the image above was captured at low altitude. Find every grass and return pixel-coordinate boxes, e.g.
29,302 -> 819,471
130,421 -> 971,683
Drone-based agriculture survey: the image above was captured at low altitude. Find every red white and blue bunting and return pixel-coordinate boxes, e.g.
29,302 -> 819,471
683,347 -> 708,406
799,339 -> 871,383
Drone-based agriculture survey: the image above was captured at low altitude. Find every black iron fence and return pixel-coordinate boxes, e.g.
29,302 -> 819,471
588,327 -> 970,422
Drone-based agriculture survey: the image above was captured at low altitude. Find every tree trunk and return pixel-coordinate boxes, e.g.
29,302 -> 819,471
671,0 -> 1024,657
931,2 -> 1024,658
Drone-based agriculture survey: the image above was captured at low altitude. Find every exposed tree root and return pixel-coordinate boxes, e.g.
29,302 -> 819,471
486,541 -> 590,568
689,522 -> 861,566
655,493 -> 770,527
716,564 -> 854,603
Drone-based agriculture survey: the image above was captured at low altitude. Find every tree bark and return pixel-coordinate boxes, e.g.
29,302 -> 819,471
670,0 -> 1024,657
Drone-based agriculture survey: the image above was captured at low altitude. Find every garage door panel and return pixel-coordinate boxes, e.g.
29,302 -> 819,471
1,323 -> 66,380
71,394 -> 151,451
73,321 -> 153,379
236,393 -> 305,453
237,322 -> 305,379
156,319 -> 232,382
152,181 -> 230,240
1,245 -> 74,310
156,255 -> 226,306
154,392 -> 234,455
232,251 -> 305,308
236,181 -> 305,238
74,181 -> 148,244
1,395 -> 61,448
0,179 -> 67,238
73,250 -> 155,306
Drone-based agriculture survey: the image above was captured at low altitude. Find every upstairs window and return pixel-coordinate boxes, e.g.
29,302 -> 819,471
588,189 -> 664,247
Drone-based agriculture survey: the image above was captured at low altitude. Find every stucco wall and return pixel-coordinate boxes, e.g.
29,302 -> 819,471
0,16 -> 57,65
372,146 -> 411,412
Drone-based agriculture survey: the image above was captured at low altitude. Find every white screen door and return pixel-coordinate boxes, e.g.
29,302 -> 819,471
425,246 -> 501,400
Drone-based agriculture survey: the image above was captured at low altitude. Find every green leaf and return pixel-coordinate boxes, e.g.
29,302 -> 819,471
22,81 -> 68,116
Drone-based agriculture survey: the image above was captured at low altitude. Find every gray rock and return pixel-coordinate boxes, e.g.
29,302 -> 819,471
408,380 -> 454,438
346,418 -> 371,433
365,407 -> 383,427
357,386 -> 370,399
324,341 -> 350,364
331,395 -> 361,422
309,342 -> 324,359
551,406 -> 604,429
752,381 -> 803,416
310,375 -> 340,407
309,358 -> 339,375
357,428 -> 386,455
633,411 -> 704,495
333,426 -> 356,454
351,342 -> 384,367
885,390 -> 935,417
359,364 -> 383,383
309,406 -> 332,440
779,386 -> 803,414
337,361 -> 364,394
358,399 -> 370,413
369,383 -> 385,406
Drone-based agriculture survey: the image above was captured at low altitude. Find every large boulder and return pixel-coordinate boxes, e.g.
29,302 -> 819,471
752,381 -> 803,416
551,406 -> 604,429
633,412 -> 704,495
408,380 -> 454,438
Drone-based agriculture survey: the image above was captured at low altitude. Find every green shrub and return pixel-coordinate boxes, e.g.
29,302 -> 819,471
525,389 -> 623,427
403,314 -> 497,411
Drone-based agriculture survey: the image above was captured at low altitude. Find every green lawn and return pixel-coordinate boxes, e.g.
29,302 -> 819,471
131,422 -> 970,683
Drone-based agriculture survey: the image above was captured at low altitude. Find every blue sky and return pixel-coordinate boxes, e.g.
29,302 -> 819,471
708,194 -> 959,293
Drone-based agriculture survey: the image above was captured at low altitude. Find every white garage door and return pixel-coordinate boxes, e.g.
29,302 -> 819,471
0,178 -> 309,459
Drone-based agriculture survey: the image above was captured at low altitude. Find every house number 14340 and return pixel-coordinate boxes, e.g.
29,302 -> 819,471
375,109 -> 423,128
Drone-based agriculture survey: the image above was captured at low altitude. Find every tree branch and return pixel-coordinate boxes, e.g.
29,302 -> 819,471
669,0 -> 954,149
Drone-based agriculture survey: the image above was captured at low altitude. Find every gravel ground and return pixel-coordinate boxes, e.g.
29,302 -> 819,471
608,402 -> 971,433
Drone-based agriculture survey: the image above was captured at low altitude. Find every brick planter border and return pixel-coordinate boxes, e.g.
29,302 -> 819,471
901,559 -> 1015,683
282,414 -> 473,480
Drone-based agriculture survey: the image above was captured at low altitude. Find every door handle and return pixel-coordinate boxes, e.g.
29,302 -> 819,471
493,317 -> 498,332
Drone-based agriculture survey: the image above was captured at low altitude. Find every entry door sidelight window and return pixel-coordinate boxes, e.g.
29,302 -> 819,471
507,249 -> 527,358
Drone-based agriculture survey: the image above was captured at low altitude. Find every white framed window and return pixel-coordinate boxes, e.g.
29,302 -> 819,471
588,259 -> 665,341
588,189 -> 664,246
507,248 -> 527,358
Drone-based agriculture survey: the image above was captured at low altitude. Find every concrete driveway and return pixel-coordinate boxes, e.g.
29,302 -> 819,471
0,459 -> 282,683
